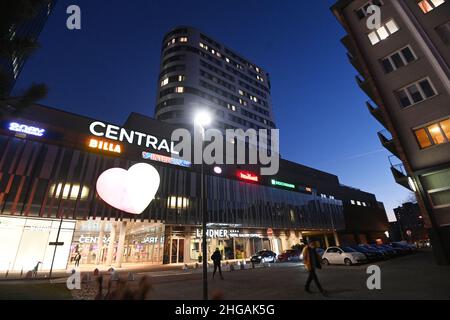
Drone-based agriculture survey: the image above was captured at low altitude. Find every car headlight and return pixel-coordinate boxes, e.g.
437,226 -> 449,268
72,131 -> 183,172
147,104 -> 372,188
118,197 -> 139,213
258,256 -> 262,259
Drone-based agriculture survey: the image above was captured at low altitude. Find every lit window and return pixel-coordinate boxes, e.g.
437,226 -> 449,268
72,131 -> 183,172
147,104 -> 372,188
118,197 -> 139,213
179,37 -> 188,42
357,201 -> 362,206
256,67 -> 260,73
418,0 -> 446,13
368,19 -> 399,45
414,118 -> 450,149
395,78 -> 436,108
385,19 -> 399,34
351,200 -> 356,205
427,124 -> 446,144
239,90 -> 244,96
178,75 -> 185,82
376,26 -> 389,40
362,202 -> 367,207
225,57 -> 230,63
175,87 -> 184,93
415,128 -> 433,149
160,78 -> 169,87
199,42 -> 204,48
441,119 -> 450,140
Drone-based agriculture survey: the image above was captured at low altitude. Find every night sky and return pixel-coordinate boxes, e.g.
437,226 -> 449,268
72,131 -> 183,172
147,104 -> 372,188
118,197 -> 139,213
14,0 -> 412,221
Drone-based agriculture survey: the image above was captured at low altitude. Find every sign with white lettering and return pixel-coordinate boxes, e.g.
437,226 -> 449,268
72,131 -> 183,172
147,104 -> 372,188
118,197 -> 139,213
9,122 -> 45,137
195,229 -> 261,239
89,121 -> 178,154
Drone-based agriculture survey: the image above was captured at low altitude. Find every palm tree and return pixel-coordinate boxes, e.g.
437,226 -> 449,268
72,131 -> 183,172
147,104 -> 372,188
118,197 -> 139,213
0,0 -> 51,116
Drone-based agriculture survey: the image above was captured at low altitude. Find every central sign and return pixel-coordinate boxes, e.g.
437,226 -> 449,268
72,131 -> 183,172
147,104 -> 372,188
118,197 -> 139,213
89,121 -> 178,154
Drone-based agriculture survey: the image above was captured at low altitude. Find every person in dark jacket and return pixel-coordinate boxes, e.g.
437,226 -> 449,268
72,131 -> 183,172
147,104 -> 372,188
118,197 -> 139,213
301,241 -> 327,295
211,248 -> 224,280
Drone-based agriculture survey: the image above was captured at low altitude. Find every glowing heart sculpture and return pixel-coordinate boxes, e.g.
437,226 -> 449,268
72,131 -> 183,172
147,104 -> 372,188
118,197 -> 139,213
96,163 -> 160,214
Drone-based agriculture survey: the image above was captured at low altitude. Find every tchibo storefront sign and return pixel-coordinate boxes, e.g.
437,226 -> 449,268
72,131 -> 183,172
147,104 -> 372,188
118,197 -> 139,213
89,121 -> 178,154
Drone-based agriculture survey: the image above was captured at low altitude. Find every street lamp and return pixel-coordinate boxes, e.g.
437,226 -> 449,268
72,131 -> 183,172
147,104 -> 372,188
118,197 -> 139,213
194,110 -> 212,301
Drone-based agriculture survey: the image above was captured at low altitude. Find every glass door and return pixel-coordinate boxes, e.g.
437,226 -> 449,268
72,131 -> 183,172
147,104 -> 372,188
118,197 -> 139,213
170,238 -> 185,263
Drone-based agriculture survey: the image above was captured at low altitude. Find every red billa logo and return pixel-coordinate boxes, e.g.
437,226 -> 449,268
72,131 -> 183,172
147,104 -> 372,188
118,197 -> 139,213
88,138 -> 122,154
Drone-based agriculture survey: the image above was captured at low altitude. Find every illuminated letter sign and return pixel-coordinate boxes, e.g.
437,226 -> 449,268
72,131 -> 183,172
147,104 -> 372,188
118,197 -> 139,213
88,138 -> 122,154
271,179 -> 295,189
9,122 -> 45,137
237,171 -> 259,182
88,121 -> 178,154
142,151 -> 191,167
96,163 -> 160,215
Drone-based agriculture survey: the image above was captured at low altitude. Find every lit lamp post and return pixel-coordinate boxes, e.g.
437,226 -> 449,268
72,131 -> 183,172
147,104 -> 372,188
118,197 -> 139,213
194,111 -> 212,301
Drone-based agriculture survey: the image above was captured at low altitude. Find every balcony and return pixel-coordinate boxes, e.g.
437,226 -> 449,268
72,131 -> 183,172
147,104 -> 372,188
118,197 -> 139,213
347,52 -> 365,76
341,35 -> 356,57
356,75 -> 377,102
377,129 -> 399,158
390,163 -> 414,191
366,101 -> 386,127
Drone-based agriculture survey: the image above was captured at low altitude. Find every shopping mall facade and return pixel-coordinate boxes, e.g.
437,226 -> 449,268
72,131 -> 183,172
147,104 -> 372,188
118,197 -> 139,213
0,104 -> 388,272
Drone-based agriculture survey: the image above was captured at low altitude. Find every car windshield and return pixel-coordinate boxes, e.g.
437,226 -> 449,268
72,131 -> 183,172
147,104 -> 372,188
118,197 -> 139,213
342,247 -> 356,253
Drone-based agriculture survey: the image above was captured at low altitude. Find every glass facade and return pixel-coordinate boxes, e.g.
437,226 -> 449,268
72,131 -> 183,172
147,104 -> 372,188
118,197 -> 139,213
0,135 -> 344,231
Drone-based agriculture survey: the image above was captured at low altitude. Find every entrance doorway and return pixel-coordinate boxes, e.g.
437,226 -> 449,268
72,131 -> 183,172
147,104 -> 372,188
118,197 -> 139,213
170,238 -> 185,264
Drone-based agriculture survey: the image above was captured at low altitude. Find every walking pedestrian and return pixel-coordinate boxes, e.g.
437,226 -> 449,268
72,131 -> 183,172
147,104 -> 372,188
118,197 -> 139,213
302,241 -> 327,296
74,252 -> 82,267
211,248 -> 224,280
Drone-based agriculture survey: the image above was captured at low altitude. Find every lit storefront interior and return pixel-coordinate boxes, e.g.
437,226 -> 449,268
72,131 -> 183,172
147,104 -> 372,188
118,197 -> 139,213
68,218 -> 165,268
0,216 -> 75,272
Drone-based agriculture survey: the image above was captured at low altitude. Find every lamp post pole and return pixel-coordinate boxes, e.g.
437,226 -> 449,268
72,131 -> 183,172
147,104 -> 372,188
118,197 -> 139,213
201,131 -> 208,300
194,111 -> 212,300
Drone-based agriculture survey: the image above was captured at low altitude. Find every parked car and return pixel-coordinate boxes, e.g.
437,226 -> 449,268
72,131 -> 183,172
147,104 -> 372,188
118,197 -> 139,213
391,242 -> 417,253
251,250 -> 277,264
379,244 -> 403,256
369,244 -> 397,257
278,249 -> 300,262
322,246 -> 367,266
359,244 -> 390,259
350,245 -> 382,261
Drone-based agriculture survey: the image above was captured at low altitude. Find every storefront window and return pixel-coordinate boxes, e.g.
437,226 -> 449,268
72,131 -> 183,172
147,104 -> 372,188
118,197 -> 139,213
70,219 -> 164,267
0,216 -> 75,272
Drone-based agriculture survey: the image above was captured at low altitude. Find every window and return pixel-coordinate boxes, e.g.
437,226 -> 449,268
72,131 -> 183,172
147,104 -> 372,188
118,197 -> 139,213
160,75 -> 185,87
355,0 -> 384,19
418,0 -> 446,13
395,78 -> 436,108
368,19 -> 399,45
175,87 -> 184,93
414,118 -> 450,149
160,78 -> 169,87
381,46 -> 417,73
415,128 -> 433,148
179,37 -> 188,42
357,201 -> 362,206
436,22 -> 450,44
227,104 -> 237,111
351,200 -> 356,205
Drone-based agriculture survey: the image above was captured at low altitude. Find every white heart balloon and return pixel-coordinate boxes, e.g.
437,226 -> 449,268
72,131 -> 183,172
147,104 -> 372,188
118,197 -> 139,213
96,163 -> 160,214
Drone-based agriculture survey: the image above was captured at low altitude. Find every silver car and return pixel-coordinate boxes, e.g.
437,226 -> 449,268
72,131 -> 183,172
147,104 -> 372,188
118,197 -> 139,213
322,246 -> 368,266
